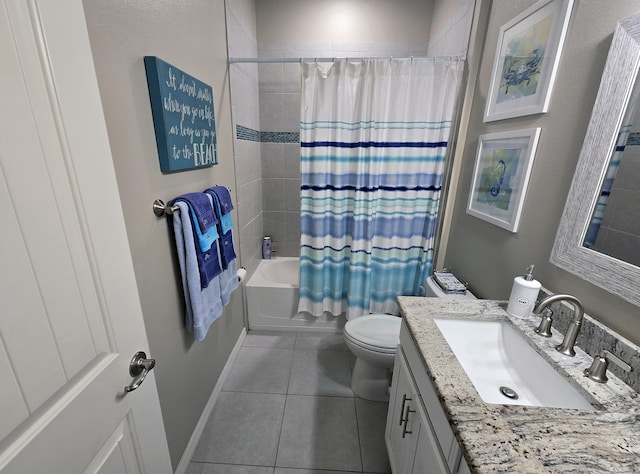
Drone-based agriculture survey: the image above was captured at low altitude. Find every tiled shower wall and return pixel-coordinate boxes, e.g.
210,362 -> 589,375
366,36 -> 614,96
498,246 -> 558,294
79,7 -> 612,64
258,59 -> 302,258
226,1 -> 263,275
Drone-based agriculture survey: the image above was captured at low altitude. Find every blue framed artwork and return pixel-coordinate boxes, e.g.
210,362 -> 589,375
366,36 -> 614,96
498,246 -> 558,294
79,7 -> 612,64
484,0 -> 574,122
144,56 -> 217,172
467,128 -> 541,232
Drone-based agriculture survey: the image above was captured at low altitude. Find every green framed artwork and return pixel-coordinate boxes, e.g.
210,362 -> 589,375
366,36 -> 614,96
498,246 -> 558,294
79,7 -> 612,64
467,128 -> 541,232
484,0 -> 574,122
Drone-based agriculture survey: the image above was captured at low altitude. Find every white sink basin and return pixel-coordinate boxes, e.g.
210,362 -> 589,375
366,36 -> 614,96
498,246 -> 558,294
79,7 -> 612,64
434,318 -> 595,410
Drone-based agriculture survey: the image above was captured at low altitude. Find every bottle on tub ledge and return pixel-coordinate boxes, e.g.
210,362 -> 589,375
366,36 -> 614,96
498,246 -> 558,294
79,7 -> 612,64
506,265 -> 541,320
262,236 -> 272,259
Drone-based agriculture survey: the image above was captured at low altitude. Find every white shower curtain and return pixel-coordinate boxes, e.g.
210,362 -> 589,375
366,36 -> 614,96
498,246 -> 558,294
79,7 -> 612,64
298,58 -> 464,319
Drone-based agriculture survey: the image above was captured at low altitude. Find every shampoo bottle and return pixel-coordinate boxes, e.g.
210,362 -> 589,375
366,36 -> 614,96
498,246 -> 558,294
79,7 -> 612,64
506,265 -> 541,319
262,236 -> 272,259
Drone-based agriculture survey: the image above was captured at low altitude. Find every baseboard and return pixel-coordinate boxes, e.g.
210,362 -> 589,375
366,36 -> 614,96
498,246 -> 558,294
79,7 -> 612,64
174,326 -> 247,474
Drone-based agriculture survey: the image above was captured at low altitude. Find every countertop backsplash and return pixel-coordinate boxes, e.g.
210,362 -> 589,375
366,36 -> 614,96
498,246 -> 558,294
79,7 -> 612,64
536,287 -> 640,392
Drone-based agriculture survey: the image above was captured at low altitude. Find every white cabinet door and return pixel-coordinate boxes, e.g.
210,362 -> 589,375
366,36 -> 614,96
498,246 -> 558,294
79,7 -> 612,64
0,0 -> 171,472
386,350 -> 416,473
407,394 -> 449,474
386,350 -> 449,474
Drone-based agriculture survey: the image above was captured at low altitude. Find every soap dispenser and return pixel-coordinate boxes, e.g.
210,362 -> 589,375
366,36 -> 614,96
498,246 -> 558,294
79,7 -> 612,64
506,265 -> 541,319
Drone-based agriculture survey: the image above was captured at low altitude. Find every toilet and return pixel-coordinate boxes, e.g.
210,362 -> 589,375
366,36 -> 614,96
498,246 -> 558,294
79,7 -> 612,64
343,275 -> 476,401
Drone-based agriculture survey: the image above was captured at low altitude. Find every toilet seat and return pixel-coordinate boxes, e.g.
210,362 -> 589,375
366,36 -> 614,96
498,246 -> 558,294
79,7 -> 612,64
344,314 -> 401,354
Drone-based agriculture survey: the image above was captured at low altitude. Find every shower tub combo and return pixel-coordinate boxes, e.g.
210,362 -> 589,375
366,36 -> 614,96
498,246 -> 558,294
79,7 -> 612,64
245,257 -> 345,332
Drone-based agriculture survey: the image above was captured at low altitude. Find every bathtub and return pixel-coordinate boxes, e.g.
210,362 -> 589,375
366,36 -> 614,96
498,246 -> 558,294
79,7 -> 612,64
245,257 -> 345,332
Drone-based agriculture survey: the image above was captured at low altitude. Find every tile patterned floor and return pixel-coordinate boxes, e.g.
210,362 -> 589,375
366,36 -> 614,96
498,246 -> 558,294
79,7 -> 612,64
187,331 -> 391,474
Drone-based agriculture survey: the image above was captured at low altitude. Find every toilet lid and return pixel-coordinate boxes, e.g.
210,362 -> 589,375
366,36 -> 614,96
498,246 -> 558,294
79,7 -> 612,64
344,314 -> 401,350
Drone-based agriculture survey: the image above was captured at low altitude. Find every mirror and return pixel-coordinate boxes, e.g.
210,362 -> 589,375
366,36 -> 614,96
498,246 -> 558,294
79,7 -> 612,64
582,75 -> 640,268
551,11 -> 640,307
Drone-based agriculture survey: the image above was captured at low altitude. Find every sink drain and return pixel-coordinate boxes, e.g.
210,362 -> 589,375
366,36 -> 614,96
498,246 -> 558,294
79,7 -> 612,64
499,386 -> 519,400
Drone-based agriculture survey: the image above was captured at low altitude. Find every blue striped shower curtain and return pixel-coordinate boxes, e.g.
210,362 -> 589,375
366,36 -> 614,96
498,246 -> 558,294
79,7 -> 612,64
297,58 -> 464,319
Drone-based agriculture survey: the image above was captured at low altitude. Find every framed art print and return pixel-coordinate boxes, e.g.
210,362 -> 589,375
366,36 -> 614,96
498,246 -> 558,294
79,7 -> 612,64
467,128 -> 541,232
484,0 -> 574,122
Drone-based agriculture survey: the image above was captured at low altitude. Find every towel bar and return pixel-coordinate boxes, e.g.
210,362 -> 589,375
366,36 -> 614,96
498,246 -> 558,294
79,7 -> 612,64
154,187 -> 232,217
153,199 -> 180,217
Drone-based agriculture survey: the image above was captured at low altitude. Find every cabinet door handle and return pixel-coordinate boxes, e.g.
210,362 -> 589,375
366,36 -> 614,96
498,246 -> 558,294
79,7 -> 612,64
399,394 -> 411,425
401,403 -> 416,438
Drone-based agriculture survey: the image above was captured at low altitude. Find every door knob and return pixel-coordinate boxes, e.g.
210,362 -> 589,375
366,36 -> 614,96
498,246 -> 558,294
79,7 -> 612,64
124,351 -> 156,393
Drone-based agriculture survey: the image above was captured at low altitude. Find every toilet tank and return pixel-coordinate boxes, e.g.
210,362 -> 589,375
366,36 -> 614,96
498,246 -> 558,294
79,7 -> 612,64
424,275 -> 477,299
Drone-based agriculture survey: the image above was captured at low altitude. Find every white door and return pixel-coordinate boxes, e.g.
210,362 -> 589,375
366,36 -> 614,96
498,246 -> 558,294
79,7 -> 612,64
0,0 -> 172,472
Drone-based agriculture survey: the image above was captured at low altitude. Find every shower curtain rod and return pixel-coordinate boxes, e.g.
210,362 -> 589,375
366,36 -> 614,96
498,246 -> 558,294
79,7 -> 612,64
229,55 -> 465,64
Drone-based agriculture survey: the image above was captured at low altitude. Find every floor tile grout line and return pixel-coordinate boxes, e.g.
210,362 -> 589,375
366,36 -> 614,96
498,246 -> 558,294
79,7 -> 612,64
272,393 -> 289,470
271,331 -> 298,468
285,332 -> 297,394
353,396 -> 365,473
220,388 -> 288,395
188,460 -> 276,468
283,393 -> 357,400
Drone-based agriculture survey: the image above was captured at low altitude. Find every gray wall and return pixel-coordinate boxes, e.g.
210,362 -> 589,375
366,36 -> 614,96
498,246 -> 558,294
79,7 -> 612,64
444,0 -> 640,344
82,1 -> 245,469
255,0 -> 434,44
428,0 -> 474,56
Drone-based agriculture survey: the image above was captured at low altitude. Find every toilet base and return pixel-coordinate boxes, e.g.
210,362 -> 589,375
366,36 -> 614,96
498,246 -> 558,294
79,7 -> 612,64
351,356 -> 393,402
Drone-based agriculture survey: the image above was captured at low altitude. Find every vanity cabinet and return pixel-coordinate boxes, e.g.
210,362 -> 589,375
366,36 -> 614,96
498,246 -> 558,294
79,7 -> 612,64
386,322 -> 470,474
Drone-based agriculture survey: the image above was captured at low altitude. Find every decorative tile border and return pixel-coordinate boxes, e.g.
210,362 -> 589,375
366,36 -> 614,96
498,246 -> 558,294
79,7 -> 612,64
260,131 -> 299,143
236,124 -> 299,143
236,124 -> 260,142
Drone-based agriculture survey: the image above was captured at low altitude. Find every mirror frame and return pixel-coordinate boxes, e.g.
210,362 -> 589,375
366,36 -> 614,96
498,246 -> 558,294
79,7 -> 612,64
551,12 -> 640,307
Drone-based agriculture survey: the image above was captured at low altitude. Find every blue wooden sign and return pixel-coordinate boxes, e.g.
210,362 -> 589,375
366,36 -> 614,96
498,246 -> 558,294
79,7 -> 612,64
144,56 -> 217,172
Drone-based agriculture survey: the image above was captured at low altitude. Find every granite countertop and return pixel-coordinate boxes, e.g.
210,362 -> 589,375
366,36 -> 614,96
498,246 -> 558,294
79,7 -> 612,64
397,297 -> 640,473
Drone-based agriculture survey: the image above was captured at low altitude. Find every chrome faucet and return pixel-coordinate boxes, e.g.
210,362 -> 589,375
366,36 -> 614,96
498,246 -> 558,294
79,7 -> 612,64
584,349 -> 632,383
532,294 -> 584,357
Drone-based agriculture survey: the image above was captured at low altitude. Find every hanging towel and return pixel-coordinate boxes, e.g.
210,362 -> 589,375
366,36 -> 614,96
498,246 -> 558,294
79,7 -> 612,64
219,258 -> 238,306
170,201 -> 223,341
207,190 -> 237,269
188,204 -> 219,252
174,192 -> 219,252
205,186 -> 234,234
170,195 -> 222,289
205,187 -> 238,304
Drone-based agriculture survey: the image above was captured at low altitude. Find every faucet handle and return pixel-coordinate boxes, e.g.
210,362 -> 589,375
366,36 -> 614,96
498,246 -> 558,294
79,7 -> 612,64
534,308 -> 553,337
584,350 -> 632,383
